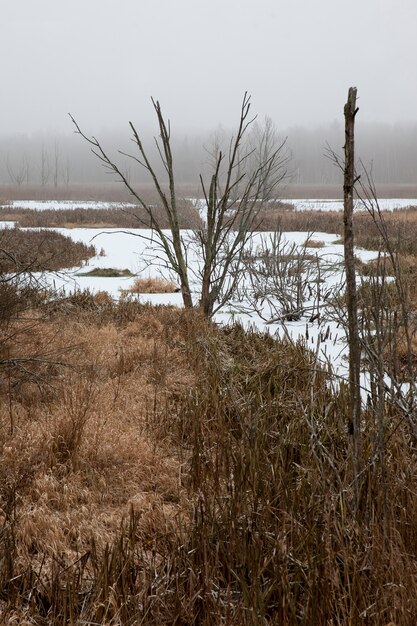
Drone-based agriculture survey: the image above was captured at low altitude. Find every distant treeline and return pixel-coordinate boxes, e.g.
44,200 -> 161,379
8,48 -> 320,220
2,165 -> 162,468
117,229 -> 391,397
1,120 -> 417,187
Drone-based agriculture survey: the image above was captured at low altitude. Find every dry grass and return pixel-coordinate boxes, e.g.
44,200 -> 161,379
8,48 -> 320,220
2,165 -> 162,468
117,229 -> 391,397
0,202 -> 202,230
302,238 -> 325,248
127,276 -> 179,294
77,267 -> 133,277
0,226 -> 96,272
0,300 -> 195,619
356,251 -> 417,381
1,294 -> 417,623
256,206 -> 417,255
4,198 -> 417,622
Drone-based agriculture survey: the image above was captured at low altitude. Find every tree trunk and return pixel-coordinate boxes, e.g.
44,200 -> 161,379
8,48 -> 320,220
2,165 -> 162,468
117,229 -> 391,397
343,87 -> 362,505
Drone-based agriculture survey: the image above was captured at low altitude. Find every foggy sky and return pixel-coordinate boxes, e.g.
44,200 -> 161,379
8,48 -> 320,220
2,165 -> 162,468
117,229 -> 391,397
1,0 -> 417,136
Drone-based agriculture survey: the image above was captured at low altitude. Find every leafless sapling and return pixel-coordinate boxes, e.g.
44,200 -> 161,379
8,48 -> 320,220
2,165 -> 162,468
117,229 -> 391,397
70,93 -> 289,318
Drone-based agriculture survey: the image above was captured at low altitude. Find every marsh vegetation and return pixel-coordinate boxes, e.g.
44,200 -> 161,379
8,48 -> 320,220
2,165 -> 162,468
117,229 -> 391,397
0,199 -> 417,623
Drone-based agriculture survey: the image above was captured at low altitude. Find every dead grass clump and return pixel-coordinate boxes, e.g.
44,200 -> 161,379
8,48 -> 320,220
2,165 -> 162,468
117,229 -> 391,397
77,267 -> 133,277
361,253 -> 417,281
44,289 -> 117,320
128,276 -> 178,294
303,238 -> 325,248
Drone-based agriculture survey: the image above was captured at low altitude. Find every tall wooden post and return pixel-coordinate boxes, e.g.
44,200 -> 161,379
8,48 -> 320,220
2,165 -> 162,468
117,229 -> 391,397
344,87 -> 362,505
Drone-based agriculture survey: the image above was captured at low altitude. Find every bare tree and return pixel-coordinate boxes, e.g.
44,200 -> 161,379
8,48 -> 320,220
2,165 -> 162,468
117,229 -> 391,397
249,116 -> 288,199
63,157 -> 71,187
40,144 -> 50,187
70,93 -> 289,317
53,140 -> 60,188
6,155 -> 29,187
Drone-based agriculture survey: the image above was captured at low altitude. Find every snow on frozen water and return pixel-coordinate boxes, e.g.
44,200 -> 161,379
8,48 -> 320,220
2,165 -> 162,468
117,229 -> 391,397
191,198 -> 417,214
41,227 -> 184,300
4,198 -> 417,212
282,198 -> 417,212
1,199 -> 386,380
29,224 -> 381,383
7,200 -> 137,211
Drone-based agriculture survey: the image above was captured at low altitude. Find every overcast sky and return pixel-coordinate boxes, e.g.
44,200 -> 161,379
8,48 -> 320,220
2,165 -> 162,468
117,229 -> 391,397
1,0 -> 416,136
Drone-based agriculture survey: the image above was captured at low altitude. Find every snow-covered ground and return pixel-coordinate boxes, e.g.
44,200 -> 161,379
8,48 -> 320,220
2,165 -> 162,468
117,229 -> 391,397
43,227 -> 184,303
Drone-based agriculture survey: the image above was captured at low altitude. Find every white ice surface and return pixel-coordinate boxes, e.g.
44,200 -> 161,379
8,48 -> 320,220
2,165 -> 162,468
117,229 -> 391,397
4,198 -> 417,212
27,225 -> 381,386
40,227 -> 185,301
282,198 -> 417,212
6,200 -> 137,211
1,184 -> 391,388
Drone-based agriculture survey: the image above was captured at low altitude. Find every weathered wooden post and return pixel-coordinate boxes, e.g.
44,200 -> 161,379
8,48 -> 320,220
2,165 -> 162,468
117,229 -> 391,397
344,87 -> 362,505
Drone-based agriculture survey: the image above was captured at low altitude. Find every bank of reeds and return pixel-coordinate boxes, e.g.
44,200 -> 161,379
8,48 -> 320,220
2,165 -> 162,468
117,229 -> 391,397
0,227 -> 96,273
258,205 -> 417,254
1,296 -> 417,624
3,202 -> 417,258
0,202 -> 201,230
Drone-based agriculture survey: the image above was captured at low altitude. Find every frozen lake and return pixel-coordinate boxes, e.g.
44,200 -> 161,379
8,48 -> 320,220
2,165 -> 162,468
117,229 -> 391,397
1,197 -> 393,381
29,225 -> 380,382
3,197 -> 417,212
284,198 -> 417,212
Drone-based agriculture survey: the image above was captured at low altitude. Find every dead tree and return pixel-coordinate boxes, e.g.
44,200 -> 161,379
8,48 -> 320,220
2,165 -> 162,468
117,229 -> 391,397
70,93 -> 288,317
40,144 -> 50,187
7,155 -> 28,187
63,157 -> 71,187
53,140 -> 60,188
249,116 -> 287,199
343,87 -> 362,499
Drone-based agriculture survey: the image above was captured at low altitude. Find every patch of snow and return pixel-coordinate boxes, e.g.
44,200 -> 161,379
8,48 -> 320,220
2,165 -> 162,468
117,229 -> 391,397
281,198 -> 417,212
4,197 -> 417,213
5,216 -> 387,391
7,200 -> 137,211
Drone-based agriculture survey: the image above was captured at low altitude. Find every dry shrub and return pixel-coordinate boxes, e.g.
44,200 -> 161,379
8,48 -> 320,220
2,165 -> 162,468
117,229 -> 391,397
128,276 -> 178,294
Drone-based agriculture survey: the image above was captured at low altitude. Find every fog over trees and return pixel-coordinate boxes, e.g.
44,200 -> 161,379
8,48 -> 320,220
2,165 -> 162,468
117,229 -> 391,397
1,120 -> 417,189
